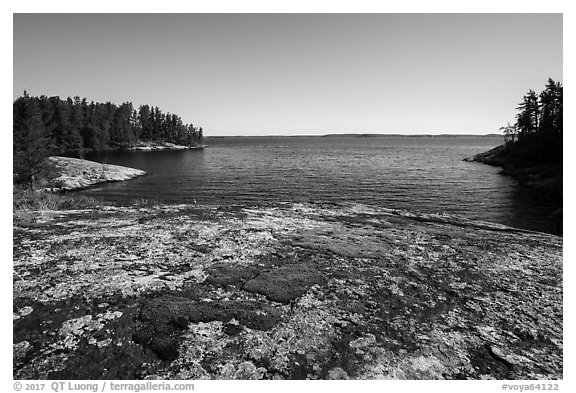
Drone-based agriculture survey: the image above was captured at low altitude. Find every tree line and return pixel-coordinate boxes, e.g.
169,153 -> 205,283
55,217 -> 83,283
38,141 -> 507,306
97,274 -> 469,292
501,78 -> 562,164
13,92 -> 204,184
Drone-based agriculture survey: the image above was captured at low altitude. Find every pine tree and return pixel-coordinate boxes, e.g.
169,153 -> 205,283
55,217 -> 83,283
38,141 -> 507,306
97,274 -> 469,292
507,79 -> 563,165
13,93 -> 204,158
515,90 -> 539,141
131,109 -> 141,143
538,79 -> 557,137
139,105 -> 152,140
13,94 -> 51,187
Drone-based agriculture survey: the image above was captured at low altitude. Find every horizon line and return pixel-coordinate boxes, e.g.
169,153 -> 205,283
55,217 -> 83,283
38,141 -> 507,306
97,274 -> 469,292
205,133 -> 503,138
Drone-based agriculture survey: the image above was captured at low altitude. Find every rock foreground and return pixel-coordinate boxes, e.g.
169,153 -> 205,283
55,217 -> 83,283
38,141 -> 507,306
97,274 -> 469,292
13,203 -> 562,380
37,156 -> 146,191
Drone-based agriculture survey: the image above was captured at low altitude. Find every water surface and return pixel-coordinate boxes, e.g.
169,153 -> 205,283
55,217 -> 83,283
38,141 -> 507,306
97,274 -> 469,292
84,135 -> 560,234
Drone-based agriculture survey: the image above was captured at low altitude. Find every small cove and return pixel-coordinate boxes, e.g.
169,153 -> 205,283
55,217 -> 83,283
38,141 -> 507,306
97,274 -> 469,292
83,135 -> 560,235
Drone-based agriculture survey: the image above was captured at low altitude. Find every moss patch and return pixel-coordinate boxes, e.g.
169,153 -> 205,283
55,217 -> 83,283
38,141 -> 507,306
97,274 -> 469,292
242,264 -> 327,304
205,263 -> 261,287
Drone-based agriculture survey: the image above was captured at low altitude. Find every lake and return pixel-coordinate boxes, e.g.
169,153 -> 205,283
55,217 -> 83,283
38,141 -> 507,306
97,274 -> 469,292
84,135 -> 560,235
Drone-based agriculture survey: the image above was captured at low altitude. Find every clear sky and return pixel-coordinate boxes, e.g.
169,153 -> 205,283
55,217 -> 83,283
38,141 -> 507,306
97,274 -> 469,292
13,13 -> 562,136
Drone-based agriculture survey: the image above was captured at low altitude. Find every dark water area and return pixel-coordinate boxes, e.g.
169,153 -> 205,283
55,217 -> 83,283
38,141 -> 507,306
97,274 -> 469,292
83,135 -> 561,235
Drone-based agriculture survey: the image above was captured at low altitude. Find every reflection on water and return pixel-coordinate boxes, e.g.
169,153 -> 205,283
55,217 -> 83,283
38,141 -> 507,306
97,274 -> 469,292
84,136 -> 560,235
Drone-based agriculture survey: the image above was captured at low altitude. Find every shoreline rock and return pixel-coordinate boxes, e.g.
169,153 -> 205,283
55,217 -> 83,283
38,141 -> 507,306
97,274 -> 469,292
464,145 -> 562,192
464,144 -> 562,218
13,202 -> 562,380
463,145 -> 508,167
36,156 -> 146,191
131,141 -> 204,151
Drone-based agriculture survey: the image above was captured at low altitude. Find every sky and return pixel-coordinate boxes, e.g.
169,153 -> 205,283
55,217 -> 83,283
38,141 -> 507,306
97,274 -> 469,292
13,13 -> 562,136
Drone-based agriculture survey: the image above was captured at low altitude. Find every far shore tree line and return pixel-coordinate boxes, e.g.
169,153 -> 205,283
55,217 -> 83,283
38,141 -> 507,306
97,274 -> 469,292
13,92 -> 204,185
500,78 -> 562,165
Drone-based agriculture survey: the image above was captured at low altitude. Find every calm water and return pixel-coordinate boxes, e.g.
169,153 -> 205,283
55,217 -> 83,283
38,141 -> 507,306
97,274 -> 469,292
84,135 -> 560,234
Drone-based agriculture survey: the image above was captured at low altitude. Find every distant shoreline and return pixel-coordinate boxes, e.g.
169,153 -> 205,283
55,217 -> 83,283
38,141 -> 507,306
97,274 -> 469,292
206,133 -> 503,138
130,141 -> 205,151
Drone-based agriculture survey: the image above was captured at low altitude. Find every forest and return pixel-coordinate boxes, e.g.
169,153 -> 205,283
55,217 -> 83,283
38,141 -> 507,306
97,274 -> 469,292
500,78 -> 563,165
13,93 -> 203,184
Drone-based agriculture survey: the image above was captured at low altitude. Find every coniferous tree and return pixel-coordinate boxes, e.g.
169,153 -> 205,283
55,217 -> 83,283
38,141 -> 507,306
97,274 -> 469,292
131,109 -> 141,142
139,105 -> 152,140
554,83 -> 563,137
507,79 -> 563,165
186,124 -> 196,146
13,93 -> 204,163
538,79 -> 556,137
13,93 -> 51,186
198,127 -> 203,144
515,90 -> 539,141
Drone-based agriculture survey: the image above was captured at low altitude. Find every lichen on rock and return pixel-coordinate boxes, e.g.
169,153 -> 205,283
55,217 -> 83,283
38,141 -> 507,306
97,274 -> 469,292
13,202 -> 562,380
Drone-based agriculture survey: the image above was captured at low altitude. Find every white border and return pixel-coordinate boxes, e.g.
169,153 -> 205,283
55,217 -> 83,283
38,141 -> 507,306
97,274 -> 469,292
4,2 -> 572,392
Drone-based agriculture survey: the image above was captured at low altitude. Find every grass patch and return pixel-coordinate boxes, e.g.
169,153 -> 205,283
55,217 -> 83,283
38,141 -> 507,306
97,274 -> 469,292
13,186 -> 102,223
13,186 -> 179,224
14,186 -> 165,221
